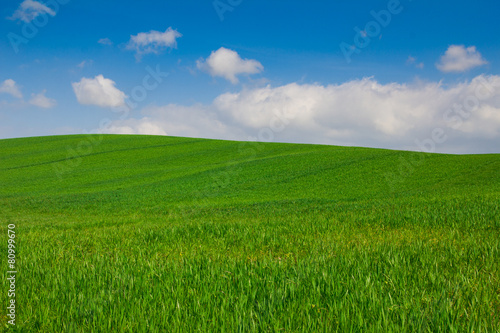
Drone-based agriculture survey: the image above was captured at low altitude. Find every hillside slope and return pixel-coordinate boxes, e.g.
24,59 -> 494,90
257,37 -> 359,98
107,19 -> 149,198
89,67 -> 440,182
0,134 -> 499,332
1,134 -> 499,224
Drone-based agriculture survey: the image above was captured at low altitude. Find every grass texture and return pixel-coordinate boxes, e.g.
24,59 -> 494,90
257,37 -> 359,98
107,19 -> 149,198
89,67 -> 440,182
0,134 -> 499,332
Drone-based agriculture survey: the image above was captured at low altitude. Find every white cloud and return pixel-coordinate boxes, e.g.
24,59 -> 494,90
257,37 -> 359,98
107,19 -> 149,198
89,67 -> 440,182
98,38 -> 113,45
29,90 -> 56,108
72,75 -> 127,108
406,56 -> 424,69
103,75 -> 500,154
10,0 -> 56,23
0,79 -> 23,99
197,47 -> 264,84
126,28 -> 182,60
436,45 -> 487,73
77,60 -> 93,69
105,104 -> 241,139
105,117 -> 168,136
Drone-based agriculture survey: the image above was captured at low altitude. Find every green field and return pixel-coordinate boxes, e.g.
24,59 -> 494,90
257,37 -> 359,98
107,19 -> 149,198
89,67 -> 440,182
1,134 -> 499,332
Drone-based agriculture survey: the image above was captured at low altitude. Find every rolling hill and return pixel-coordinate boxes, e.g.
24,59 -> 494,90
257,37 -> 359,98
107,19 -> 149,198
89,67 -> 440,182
1,134 -> 499,332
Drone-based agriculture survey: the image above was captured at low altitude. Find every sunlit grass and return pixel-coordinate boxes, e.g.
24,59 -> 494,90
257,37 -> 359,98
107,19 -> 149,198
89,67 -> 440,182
0,134 -> 499,332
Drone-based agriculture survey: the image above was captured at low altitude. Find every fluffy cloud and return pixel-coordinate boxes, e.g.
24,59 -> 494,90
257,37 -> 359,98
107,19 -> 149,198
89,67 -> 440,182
105,104 -> 244,139
0,79 -> 23,99
436,45 -> 487,73
126,28 -> 182,60
197,47 -> 264,84
104,75 -> 500,154
106,117 -> 168,136
72,75 -> 127,108
9,0 -> 56,23
29,90 -> 56,108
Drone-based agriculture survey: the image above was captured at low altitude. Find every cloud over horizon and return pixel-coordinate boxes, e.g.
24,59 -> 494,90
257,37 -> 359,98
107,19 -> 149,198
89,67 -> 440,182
72,75 -> 127,108
103,75 -> 500,154
197,47 -> 264,84
436,45 -> 488,73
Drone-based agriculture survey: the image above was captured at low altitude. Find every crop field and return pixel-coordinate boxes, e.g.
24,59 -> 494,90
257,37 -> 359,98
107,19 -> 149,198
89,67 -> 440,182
0,134 -> 499,332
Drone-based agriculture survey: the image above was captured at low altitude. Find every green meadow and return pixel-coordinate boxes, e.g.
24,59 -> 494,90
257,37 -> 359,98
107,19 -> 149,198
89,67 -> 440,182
0,134 -> 499,332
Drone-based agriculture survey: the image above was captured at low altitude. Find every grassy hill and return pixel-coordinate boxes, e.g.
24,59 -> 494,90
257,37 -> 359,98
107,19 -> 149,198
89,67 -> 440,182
1,134 -> 499,332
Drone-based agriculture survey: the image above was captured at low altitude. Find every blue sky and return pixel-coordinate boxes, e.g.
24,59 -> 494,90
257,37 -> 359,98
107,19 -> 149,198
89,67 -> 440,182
1,0 -> 499,153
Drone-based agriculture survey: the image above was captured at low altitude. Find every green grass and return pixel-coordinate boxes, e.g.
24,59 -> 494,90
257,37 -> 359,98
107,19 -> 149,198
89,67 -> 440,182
0,134 -> 499,332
